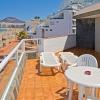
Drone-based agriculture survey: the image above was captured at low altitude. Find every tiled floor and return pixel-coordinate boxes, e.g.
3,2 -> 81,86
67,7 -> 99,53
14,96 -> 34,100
0,60 -> 16,97
17,59 -> 72,100
0,40 -> 18,97
17,59 -> 100,100
17,48 -> 100,100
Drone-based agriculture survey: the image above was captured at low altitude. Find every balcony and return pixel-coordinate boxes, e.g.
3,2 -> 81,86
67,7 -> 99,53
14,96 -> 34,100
0,39 -> 100,100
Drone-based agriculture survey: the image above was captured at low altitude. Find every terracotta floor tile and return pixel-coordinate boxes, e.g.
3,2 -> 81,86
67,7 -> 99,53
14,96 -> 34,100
44,95 -> 54,100
17,48 -> 100,100
17,59 -> 93,100
35,96 -> 44,100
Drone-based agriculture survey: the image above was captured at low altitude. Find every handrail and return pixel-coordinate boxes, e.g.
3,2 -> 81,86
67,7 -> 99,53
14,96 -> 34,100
0,52 -> 25,100
0,40 -> 24,72
0,38 -> 41,100
0,38 -> 40,72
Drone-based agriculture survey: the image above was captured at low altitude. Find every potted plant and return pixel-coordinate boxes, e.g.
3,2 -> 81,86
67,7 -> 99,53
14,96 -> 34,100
16,31 -> 28,40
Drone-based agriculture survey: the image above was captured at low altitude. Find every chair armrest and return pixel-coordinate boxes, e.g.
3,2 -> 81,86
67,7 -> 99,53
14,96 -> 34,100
40,56 -> 43,63
68,63 -> 77,67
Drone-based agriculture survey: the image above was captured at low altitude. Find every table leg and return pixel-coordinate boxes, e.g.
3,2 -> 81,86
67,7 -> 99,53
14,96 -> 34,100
68,80 -> 73,100
78,85 -> 84,100
39,64 -> 42,73
92,88 -> 96,97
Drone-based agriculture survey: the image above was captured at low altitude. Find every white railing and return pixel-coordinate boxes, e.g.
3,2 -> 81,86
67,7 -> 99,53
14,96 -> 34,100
0,38 -> 40,72
0,38 -> 41,100
1,52 -> 25,100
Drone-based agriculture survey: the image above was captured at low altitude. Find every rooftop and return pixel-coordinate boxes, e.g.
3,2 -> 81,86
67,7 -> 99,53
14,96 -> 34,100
0,40 -> 18,57
0,46 -> 100,100
74,2 -> 100,18
17,48 -> 100,100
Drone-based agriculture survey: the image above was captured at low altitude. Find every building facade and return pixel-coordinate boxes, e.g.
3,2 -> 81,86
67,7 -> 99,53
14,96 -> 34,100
36,3 -> 82,38
74,2 -> 100,52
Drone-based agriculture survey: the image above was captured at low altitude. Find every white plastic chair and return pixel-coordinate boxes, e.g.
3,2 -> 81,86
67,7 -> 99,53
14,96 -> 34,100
67,54 -> 98,99
77,54 -> 98,99
76,54 -> 98,68
40,52 -> 61,72
59,52 -> 78,70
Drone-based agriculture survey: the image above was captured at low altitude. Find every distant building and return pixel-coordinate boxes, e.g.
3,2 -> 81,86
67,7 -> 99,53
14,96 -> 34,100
36,2 -> 82,38
25,19 -> 43,38
0,17 -> 25,48
0,17 -> 25,28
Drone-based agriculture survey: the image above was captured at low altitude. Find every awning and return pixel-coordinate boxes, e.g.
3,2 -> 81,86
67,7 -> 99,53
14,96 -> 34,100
74,3 -> 100,19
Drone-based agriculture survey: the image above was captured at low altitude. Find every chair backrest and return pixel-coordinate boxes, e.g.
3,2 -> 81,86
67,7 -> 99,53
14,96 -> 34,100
76,54 -> 98,68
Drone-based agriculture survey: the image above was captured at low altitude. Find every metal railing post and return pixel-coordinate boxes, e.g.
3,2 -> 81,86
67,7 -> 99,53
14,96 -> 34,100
16,50 -> 18,66
22,40 -> 25,52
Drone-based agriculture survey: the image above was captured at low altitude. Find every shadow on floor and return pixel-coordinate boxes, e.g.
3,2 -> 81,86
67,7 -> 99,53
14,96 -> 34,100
56,87 -> 78,100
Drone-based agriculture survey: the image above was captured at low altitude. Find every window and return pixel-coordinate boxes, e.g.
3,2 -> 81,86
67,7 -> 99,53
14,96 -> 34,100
50,21 -> 54,25
72,12 -> 76,16
72,29 -> 76,34
50,29 -> 52,31
33,33 -> 36,35
72,21 -> 76,26
46,29 -> 48,31
59,13 -> 64,18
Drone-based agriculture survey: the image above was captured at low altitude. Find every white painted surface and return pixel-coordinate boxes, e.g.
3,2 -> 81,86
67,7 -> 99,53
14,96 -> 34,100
95,18 -> 100,52
65,66 -> 100,100
60,53 -> 78,65
36,9 -> 76,38
41,52 -> 60,66
43,35 -> 76,52
65,66 -> 100,87
75,3 -> 100,16
43,10 -> 73,37
0,38 -> 39,71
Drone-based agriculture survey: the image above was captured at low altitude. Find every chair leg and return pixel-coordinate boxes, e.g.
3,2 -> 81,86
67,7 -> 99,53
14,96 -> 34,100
87,88 -> 97,100
78,85 -> 84,100
66,80 -> 70,95
57,66 -> 59,70
40,64 -> 42,73
92,88 -> 96,97
68,80 -> 74,100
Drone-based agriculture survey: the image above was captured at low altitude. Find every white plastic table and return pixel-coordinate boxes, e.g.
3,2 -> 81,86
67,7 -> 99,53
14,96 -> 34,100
65,66 -> 100,100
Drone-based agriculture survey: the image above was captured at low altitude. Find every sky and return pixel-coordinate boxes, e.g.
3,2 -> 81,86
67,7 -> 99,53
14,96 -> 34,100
0,0 -> 62,21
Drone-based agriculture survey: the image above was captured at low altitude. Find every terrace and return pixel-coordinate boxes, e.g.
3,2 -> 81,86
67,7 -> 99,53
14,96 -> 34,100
0,38 -> 100,100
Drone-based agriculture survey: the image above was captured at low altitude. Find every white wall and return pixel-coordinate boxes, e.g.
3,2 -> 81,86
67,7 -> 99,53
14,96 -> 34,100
42,35 -> 76,52
95,17 -> 100,52
44,19 -> 66,37
36,10 -> 73,38
44,10 -> 73,38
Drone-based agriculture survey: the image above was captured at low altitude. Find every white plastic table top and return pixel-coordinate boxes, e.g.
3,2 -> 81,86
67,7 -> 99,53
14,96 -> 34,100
41,52 -> 60,67
60,52 -> 78,65
65,66 -> 100,88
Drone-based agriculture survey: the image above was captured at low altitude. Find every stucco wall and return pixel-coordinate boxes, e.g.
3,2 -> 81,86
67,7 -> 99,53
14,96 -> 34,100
44,10 -> 73,38
42,35 -> 76,52
95,18 -> 100,52
36,10 -> 73,38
